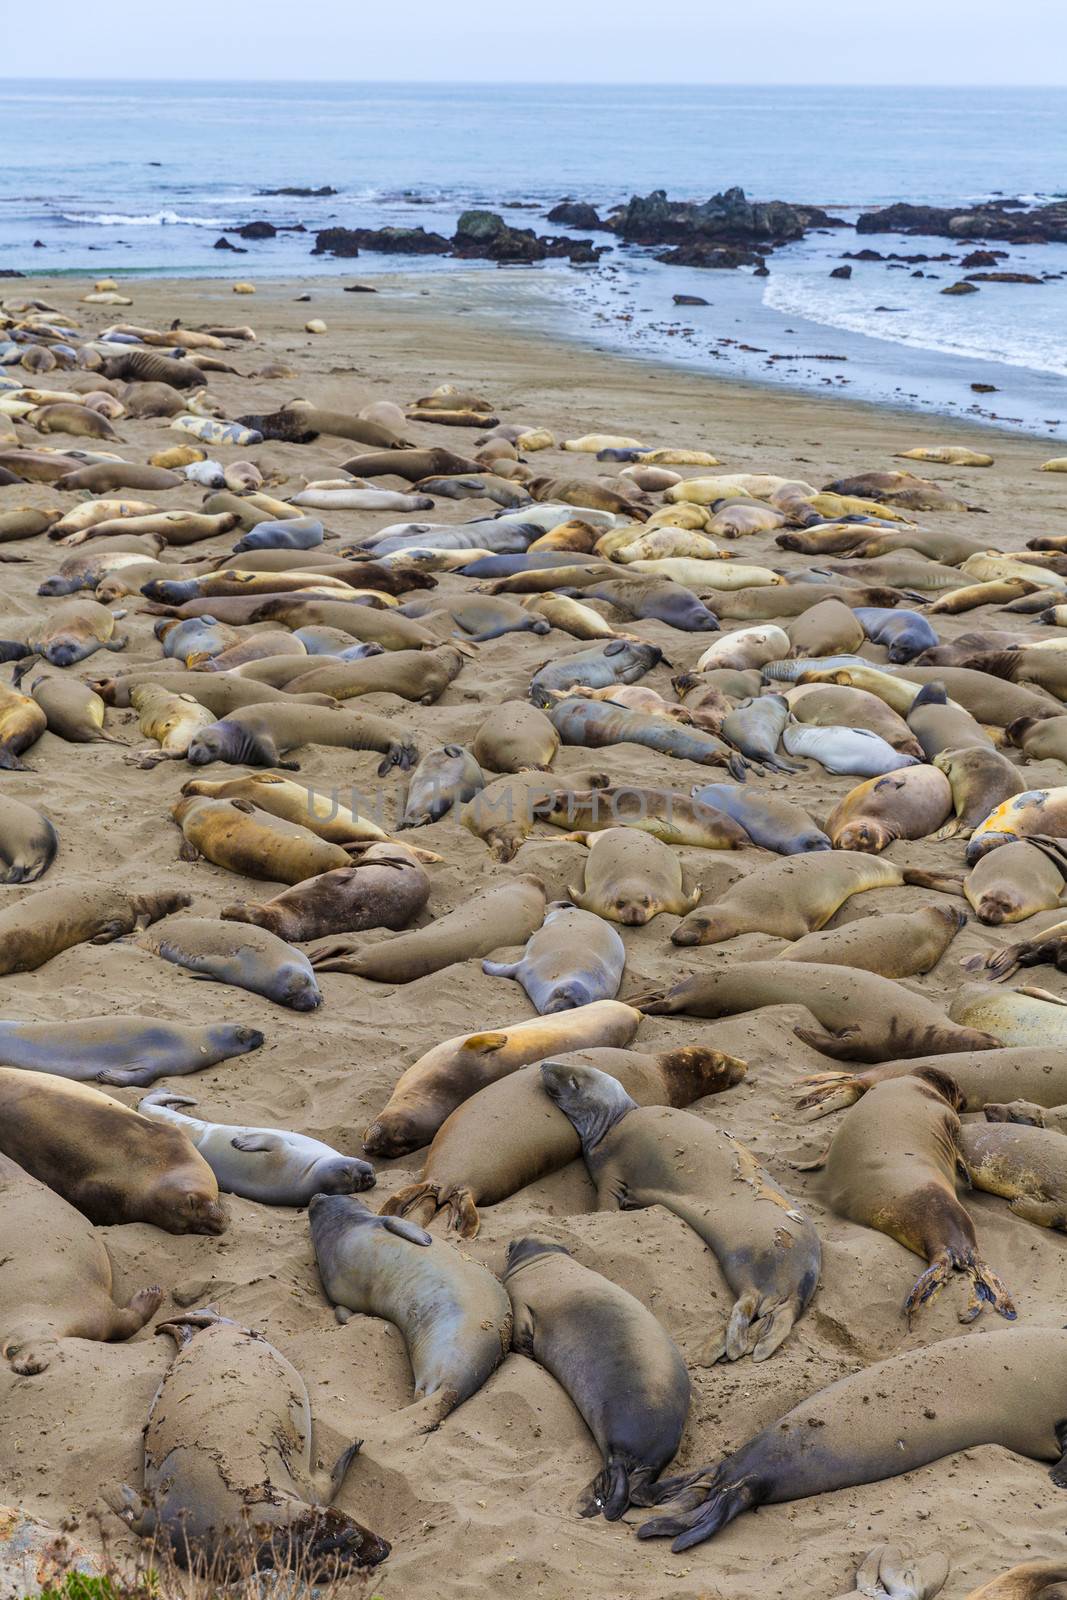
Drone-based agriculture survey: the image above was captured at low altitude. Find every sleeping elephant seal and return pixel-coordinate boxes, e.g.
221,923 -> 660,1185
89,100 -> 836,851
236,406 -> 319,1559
138,1091 -> 374,1205
809,1069 -> 1014,1320
961,1119 -> 1067,1231
364,999 -> 642,1157
568,827 -> 700,925
171,794 -> 356,884
0,1069 -> 225,1233
543,1062 -> 820,1363
825,765 -> 953,852
482,901 -> 625,1011
932,746 -> 1025,838
549,697 -> 740,770
137,916 -> 321,1011
0,1016 -> 263,1087
0,1153 -> 162,1375
692,782 -> 830,853
185,702 -> 417,776
967,788 -> 1067,863
0,686 -> 47,770
965,838 -> 1067,924
950,981 -> 1067,1049
503,1238 -> 691,1518
635,1326 -> 1067,1553
852,606 -> 938,663
462,767 -> 610,862
0,883 -> 189,975
528,639 -> 662,708
906,684 -> 996,761
794,1046 -> 1067,1122
473,701 -> 559,773
110,1311 -> 389,1573
399,745 -> 484,827
535,784 -> 749,850
220,844 -> 430,943
635,962 -> 998,1062
781,903 -> 966,979
180,771 -> 407,851
309,1193 -> 511,1428
25,599 -> 128,667
0,794 -> 58,883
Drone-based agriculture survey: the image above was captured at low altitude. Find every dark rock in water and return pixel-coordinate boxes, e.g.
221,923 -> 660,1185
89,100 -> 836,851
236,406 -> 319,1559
912,270 -> 925,277
971,382 -> 998,392
452,210 -> 606,264
611,186 -> 842,248
0,269 -> 24,277
961,248 -> 1008,267
343,284 -> 378,293
830,264 -> 852,279
259,185 -> 337,197
673,293 -> 709,306
546,201 -> 605,229
857,199 -> 1067,243
942,280 -> 980,295
32,239 -> 44,248
236,221 -> 277,240
655,242 -> 762,269
753,263 -> 770,277
213,237 -> 247,253
964,270 -> 1043,284
312,225 -> 450,257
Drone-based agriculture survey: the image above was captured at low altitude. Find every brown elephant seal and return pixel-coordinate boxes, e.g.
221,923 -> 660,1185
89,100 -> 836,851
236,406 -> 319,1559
21,598 -> 128,667
0,883 -> 188,975
0,1069 -> 225,1233
794,1045 -> 1067,1120
636,962 -> 998,1062
786,683 -> 923,756
950,981 -> 1067,1048
283,645 -> 467,705
964,1564 -> 1067,1600
782,903 -> 966,978
309,1193 -> 511,1428
696,624 -> 790,672
483,901 -> 625,1011
825,766 -> 953,852
503,1238 -> 691,1518
462,767 -> 610,862
0,686 -> 47,769
309,874 -> 546,983
185,702 -> 417,775
55,462 -> 183,492
672,851 -> 958,947
567,827 -> 699,925
0,1016 -> 263,1087
179,771 -> 421,853
537,784 -> 749,850
221,843 -> 430,943
543,1062 -> 820,1363
137,916 -> 322,1010
472,702 -> 559,773
895,665 -> 1061,728
0,794 -> 57,883
1009,713 -> 1067,764
399,745 -> 484,828
90,667 -> 333,714
808,1069 -> 1014,1319
635,1326 -> 1067,1553
691,782 -> 829,852
380,1044 -> 745,1236
907,685 -> 995,759
128,684 -> 215,764
967,789 -> 1067,863
961,1119 -> 1067,1231
172,793 -> 355,884
21,668 -> 121,745
28,401 -> 120,439
786,597 -> 865,657
111,1311 -> 388,1573
364,999 -> 642,1157
965,838 -> 1067,923
0,1153 -> 162,1375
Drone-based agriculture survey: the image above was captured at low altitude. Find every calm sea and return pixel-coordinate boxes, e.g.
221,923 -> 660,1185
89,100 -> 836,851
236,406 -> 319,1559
3,80 -> 1067,436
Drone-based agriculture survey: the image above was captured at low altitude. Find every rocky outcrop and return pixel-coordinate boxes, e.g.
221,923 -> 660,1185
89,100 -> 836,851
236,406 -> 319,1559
213,236 -> 247,253
610,187 -> 845,248
941,281 -> 980,295
654,243 -> 763,269
545,201 -> 605,229
259,185 -> 337,197
236,221 -> 276,240
960,248 -> 1007,267
451,211 -> 606,263
964,271 -> 1043,284
311,226 -> 451,257
830,265 -> 852,279
857,200 -> 1067,243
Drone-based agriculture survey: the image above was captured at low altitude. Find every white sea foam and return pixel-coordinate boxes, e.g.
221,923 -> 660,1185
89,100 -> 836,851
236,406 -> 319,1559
60,210 -> 227,227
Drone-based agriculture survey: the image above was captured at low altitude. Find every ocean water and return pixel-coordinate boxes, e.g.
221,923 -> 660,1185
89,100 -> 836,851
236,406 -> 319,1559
3,80 -> 1067,436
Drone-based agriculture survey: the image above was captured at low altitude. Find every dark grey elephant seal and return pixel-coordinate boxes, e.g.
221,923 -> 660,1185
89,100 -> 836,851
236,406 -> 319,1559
308,1193 -> 512,1427
503,1237 -> 690,1518
483,901 -> 625,1011
542,1062 -> 820,1363
529,640 -> 662,709
0,793 -> 58,883
137,916 -> 321,1011
720,695 -> 801,773
0,1016 -> 263,1086
110,1311 -> 389,1573
853,606 -> 938,662
138,1091 -> 373,1205
399,745 -> 484,828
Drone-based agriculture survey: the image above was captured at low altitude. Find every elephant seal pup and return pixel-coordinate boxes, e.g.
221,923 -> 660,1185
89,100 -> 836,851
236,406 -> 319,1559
794,1046 -> 1067,1121
137,916 -> 322,1011
309,1194 -> 511,1427
462,767 -> 610,862
785,597 -> 864,658
787,683 -> 923,756
965,839 -> 1067,924
720,695 -> 801,773
0,1153 -> 162,1375
364,999 -> 642,1157
528,639 -> 662,708
809,1069 -> 1014,1320
537,784 -> 749,850
825,766 -> 953,852
0,1016 -> 263,1087
636,962 -> 998,1062
172,794 -> 356,884
0,1069 -> 225,1233
853,606 -> 938,662
128,685 -> 215,765
549,697 -> 740,771
543,1063 -> 820,1363
0,686 -> 48,769
473,702 -> 559,773
139,1091 -> 373,1205
0,883 -> 188,976
185,702 -> 417,776
697,624 -> 790,672
782,903 -> 966,978
381,1044 -> 745,1236
399,745 -> 484,827
483,901 -> 625,1012
967,788 -> 1067,863
781,722 -> 918,777
22,669 -> 121,745
0,794 -> 57,883
673,850 -> 958,947
932,747 -> 1025,838
221,844 -> 430,943
568,827 -> 699,925
636,1326 -> 1067,1554
310,874 -> 546,983
111,1311 -> 388,1573
960,1119 -> 1067,1231
503,1238 -> 691,1518
692,782 -> 830,853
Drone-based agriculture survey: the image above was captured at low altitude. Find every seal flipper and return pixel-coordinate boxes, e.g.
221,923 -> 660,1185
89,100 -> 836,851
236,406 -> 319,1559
231,1133 -> 282,1152
577,1456 -> 652,1521
105,1485 -> 157,1538
904,1247 -> 1016,1323
636,1467 -> 760,1552
792,1072 -> 868,1119
379,1181 -> 442,1228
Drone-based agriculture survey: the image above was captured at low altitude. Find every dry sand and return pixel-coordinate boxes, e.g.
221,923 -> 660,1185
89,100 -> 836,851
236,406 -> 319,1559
1,273 -> 1067,1597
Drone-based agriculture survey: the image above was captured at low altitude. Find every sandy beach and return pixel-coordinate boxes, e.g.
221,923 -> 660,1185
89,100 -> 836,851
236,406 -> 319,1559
2,271 -> 1067,1599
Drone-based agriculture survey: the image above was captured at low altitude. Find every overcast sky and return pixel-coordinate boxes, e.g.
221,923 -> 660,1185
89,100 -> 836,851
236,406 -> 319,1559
5,0 -> 1066,83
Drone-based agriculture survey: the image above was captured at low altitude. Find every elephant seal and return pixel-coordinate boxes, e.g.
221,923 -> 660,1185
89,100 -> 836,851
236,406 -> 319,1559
0,1070 -> 225,1233
1009,713 -> 1067,764
128,685 -> 215,764
364,999 -> 642,1157
0,794 -> 57,883
221,844 -> 430,943
577,575 -> 719,631
110,1311 -> 388,1573
180,771 -> 397,848
967,914 -> 1067,982
950,981 -> 1067,1048
568,827 -> 699,925
672,850 -> 957,947
528,639 -> 662,708
965,839 -> 1067,924
636,962 -> 998,1062
825,766 -> 953,852
92,667 -> 333,714
381,1044 -> 745,1236
0,687 -> 47,769
532,783 -> 749,850
907,685 -> 995,760
787,684 -> 923,755
233,516 -> 325,552
963,1564 -> 1067,1600
55,462 -> 183,493
473,702 -> 559,773
895,665 -> 1061,728
549,697 -> 742,768
282,645 -> 468,706
782,903 -> 966,978
137,916 -> 322,1011
960,1119 -> 1067,1231
0,1153 -> 162,1375
543,1062 -> 820,1363
0,1016 -> 262,1087
309,1194 -> 511,1427
22,669 -> 121,744
692,782 -> 830,853
309,874 -> 546,983
794,1046 -> 1067,1120
810,1070 -> 1014,1319
967,788 -> 1067,862
399,745 -> 484,827
186,702 -> 417,775
696,625 -> 790,673
853,606 -> 938,662
462,767 -> 610,862
504,1238 -> 691,1518
483,901 -> 625,1011
0,883 -> 188,976
785,597 -> 864,658
782,723 -> 918,777
138,1091 -> 373,1205
720,695 -> 801,773
172,794 -> 356,883
932,747 -> 1025,838
636,1327 -> 1067,1553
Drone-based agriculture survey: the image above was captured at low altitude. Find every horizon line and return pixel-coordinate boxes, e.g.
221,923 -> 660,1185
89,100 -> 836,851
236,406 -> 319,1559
3,75 -> 1067,88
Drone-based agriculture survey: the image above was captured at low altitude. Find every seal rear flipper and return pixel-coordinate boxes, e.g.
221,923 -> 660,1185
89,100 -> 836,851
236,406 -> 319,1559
1050,1420 -> 1067,1488
853,1545 -> 950,1600
378,1181 -> 442,1228
902,867 -> 965,896
792,1072 -> 867,1119
793,1023 -> 868,1061
636,1472 -> 760,1552
577,1456 -> 651,1521
104,1485 -> 157,1538
3,1333 -> 58,1376
108,1284 -> 164,1341
904,1248 -> 1016,1323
